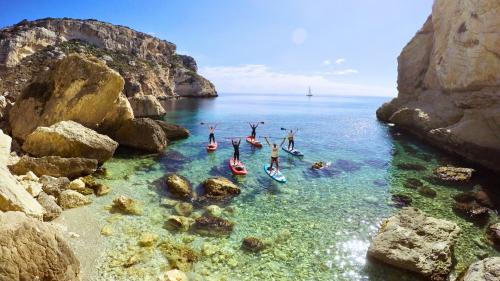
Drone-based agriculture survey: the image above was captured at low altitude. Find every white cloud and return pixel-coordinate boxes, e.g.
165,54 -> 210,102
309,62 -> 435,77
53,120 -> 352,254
292,28 -> 308,45
335,58 -> 346,65
199,65 -> 394,96
322,59 -> 331,65
324,69 -> 359,75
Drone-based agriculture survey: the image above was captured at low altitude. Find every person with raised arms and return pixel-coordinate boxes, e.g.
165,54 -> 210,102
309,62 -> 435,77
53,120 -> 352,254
264,137 -> 286,172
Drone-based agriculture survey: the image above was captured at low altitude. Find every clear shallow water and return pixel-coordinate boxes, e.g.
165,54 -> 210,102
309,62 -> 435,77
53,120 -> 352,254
75,94 -> 498,281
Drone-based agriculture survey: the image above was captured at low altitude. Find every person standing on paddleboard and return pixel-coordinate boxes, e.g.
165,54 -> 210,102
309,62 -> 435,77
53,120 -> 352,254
249,123 -> 260,139
208,124 -> 217,144
287,129 -> 298,150
265,137 -> 286,172
231,138 -> 241,163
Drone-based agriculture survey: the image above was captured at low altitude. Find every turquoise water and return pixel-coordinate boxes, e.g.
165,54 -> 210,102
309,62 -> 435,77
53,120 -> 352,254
89,94 -> 498,281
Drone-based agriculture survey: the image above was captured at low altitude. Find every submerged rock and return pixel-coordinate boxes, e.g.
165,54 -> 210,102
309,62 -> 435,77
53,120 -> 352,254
174,202 -> 193,217
58,190 -> 92,209
417,186 -> 437,198
404,178 -> 423,189
166,215 -> 194,232
0,211 -> 80,281
112,195 -> 143,215
242,237 -> 266,252
37,191 -> 62,221
205,205 -> 222,217
164,269 -> 189,281
194,216 -> 234,236
159,242 -> 198,272
201,177 -> 241,201
22,120 -> 118,163
453,190 -> 492,221
334,159 -> 362,172
165,174 -> 192,199
460,257 -> 500,281
112,118 -> 167,152
434,166 -> 474,182
396,163 -> 426,171
138,232 -> 158,247
391,194 -> 412,208
368,207 -> 460,281
154,120 -> 190,141
9,155 -> 97,178
486,223 -> 500,248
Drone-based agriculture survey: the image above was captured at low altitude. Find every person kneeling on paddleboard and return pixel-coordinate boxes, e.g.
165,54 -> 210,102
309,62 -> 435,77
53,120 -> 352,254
208,124 -> 217,144
249,123 -> 259,139
287,129 -> 298,150
232,138 -> 241,163
265,137 -> 286,172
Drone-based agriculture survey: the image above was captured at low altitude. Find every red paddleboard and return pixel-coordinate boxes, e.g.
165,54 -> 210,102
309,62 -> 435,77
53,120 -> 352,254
207,142 -> 218,152
229,158 -> 247,175
246,136 -> 262,148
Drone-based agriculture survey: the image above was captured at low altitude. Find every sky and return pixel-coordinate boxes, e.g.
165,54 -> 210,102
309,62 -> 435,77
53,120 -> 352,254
0,0 -> 433,96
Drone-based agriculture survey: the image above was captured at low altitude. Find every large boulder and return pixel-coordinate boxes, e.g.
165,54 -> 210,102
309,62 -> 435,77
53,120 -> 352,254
22,120 -> 118,163
112,118 -> 167,152
58,190 -> 91,209
127,95 -> 166,118
9,53 -> 134,140
202,177 -> 241,201
0,130 -> 45,219
165,174 -> 192,199
155,120 -> 190,140
0,211 -> 80,280
367,207 -> 461,281
460,257 -> 500,281
37,191 -> 62,221
8,155 -> 97,179
174,66 -> 217,97
193,216 -> 234,236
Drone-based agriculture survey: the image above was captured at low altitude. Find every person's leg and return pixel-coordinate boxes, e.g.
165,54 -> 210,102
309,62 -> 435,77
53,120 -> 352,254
288,139 -> 291,150
276,159 -> 280,171
233,151 -> 237,162
235,151 -> 240,162
291,139 -> 295,150
269,158 -> 274,170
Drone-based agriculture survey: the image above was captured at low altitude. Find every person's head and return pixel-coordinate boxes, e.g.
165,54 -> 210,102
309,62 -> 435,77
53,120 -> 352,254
210,126 -> 213,129
289,129 -> 293,133
273,143 -> 277,148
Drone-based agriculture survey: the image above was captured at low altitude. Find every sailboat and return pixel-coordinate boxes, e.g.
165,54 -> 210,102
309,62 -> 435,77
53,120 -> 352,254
306,87 -> 313,97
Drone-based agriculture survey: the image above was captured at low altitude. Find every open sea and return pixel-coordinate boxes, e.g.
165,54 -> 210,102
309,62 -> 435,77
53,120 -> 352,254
58,94 -> 499,281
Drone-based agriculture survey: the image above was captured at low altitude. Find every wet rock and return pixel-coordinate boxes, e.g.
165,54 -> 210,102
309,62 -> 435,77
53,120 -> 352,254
460,257 -> 500,281
0,211 -> 80,281
94,183 -> 110,196
205,205 -> 222,217
417,186 -> 437,198
201,177 -> 241,201
37,191 -> 62,221
138,232 -> 158,247
486,223 -> 500,248
111,195 -> 143,215
159,242 -> 198,272
58,190 -> 91,209
396,163 -> 426,171
368,207 -> 460,281
127,95 -> 166,118
363,196 -> 379,205
165,174 -> 192,199
312,161 -> 327,170
404,178 -> 423,189
164,269 -> 188,281
391,194 -> 412,208
194,216 -> 234,236
113,118 -> 167,153
453,190 -> 492,221
39,175 -> 70,198
9,155 -> 97,179
166,215 -> 194,232
174,202 -> 193,217
80,175 -> 110,196
68,178 -> 89,194
242,237 -> 266,252
22,120 -> 118,164
434,166 -> 474,182
334,159 -> 362,172
155,120 -> 190,141
100,225 -> 114,236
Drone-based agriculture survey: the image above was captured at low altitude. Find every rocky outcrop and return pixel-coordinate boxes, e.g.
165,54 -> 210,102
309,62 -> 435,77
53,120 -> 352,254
368,207 -> 461,281
111,195 -> 142,215
155,120 -> 190,140
0,130 -> 45,219
460,257 -> 500,281
0,211 -> 80,281
194,216 -> 234,236
37,191 -> 62,221
58,190 -> 91,209
9,53 -> 133,140
376,0 -> 500,173
22,120 -> 118,163
174,66 -> 217,97
0,18 -> 216,104
9,155 -> 97,178
165,174 -> 192,199
112,118 -> 167,152
201,177 -> 241,201
127,95 -> 166,118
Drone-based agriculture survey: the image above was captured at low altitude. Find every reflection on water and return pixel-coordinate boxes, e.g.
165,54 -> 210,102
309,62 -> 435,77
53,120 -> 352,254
79,94 -> 500,281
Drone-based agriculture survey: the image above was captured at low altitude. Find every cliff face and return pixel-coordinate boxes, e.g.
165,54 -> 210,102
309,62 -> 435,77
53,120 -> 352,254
0,18 -> 217,101
377,0 -> 500,173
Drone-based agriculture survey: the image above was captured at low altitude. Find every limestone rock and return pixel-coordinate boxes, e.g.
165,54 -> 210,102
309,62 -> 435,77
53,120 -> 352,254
376,0 -> 500,173
166,215 -> 195,232
58,190 -> 91,209
202,177 -> 241,201
159,242 -> 197,272
138,232 -> 158,247
19,178 -> 43,197
39,175 -> 70,198
165,174 -> 192,199
367,207 -> 461,280
9,155 -> 97,178
174,66 -> 217,97
460,257 -> 500,281
100,225 -> 114,236
22,120 -> 118,163
434,166 -> 474,182
111,195 -> 142,215
194,216 -> 234,236
128,95 -> 166,118
164,269 -> 188,281
9,54 -> 133,140
0,211 -> 80,281
155,120 -> 190,140
112,118 -> 167,152
174,202 -> 193,217
37,191 -> 62,221
242,237 -> 266,252
205,205 -> 222,217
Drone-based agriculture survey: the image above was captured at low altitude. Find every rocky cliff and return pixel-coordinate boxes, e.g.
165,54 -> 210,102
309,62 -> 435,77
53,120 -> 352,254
377,0 -> 500,173
0,18 -> 216,104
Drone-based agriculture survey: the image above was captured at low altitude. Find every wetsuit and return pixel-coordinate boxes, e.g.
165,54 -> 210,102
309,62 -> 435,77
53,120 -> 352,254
250,124 -> 258,139
209,127 -> 215,144
232,139 -> 241,162
287,132 -> 295,150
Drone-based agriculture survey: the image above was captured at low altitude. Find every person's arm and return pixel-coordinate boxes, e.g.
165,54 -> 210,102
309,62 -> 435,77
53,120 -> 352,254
280,137 -> 286,147
256,123 -> 259,128
238,139 -> 241,145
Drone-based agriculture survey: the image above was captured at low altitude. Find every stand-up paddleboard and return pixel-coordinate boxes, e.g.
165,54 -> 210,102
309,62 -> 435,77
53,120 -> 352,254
246,136 -> 263,148
207,142 -> 218,152
229,158 -> 248,175
263,164 -> 286,183
282,147 -> 304,157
